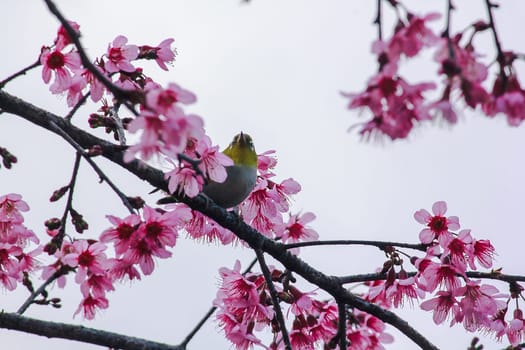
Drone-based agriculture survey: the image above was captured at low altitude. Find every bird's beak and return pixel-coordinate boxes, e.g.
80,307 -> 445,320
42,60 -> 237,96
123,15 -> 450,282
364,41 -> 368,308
238,132 -> 251,146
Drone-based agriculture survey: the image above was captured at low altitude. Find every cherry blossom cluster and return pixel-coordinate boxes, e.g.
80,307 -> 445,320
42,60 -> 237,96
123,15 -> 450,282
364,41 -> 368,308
344,2 -> 525,140
39,22 -> 232,201
359,201 -> 524,347
214,260 -> 393,350
41,204 -> 191,319
414,201 -> 524,346
212,200 -> 524,349
0,194 -> 41,291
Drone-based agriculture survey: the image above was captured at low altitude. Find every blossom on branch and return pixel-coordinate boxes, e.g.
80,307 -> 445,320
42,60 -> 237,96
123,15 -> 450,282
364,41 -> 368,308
104,35 -> 139,73
40,47 -> 81,93
0,194 -> 41,291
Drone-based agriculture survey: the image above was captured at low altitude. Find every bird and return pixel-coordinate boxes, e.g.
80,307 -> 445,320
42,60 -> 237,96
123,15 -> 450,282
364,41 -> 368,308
202,132 -> 258,208
157,132 -> 258,208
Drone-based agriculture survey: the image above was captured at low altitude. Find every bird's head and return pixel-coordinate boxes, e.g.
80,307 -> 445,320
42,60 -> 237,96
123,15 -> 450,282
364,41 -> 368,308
223,132 -> 257,168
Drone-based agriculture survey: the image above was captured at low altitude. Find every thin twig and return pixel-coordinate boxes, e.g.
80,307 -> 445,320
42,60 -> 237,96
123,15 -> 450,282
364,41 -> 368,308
337,301 -> 348,350
17,267 -> 69,315
64,92 -> 90,121
0,60 -> 41,89
48,121 -> 135,213
180,306 -> 216,349
484,0 -> 506,82
56,152 -> 83,242
283,239 -> 427,252
484,0 -> 504,61
374,0 -> 383,41
337,270 -> 525,285
180,257 -> 258,348
444,0 -> 456,59
255,249 -> 292,350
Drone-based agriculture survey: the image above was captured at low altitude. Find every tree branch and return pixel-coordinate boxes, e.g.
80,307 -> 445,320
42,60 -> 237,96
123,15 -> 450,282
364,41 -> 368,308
337,301 -> 348,350
0,60 -> 41,89
255,249 -> 292,350
47,120 -> 136,213
0,312 -> 182,350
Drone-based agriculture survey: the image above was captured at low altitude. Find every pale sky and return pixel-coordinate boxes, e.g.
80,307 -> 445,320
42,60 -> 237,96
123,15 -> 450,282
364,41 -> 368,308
1,1 -> 525,349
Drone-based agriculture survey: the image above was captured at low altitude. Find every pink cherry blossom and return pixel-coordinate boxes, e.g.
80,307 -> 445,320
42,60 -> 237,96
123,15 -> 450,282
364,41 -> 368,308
141,205 -> 191,248
458,280 -> 507,332
162,113 -> 205,157
387,12 -> 440,60
440,229 -> 473,272
468,239 -> 495,269
0,194 -> 42,291
434,36 -> 490,109
62,240 -> 110,284
109,258 -> 141,281
100,205 -> 189,278
122,235 -> 171,275
139,38 -> 176,71
145,82 -> 197,118
100,213 -> 141,255
80,66 -> 106,102
195,135 -> 234,183
184,209 -> 235,245
124,111 -> 164,162
414,201 -> 460,244
113,71 -> 142,91
308,301 -> 339,342
66,73 -> 87,107
40,47 -> 81,93
0,243 -> 22,276
104,35 -> 138,73
289,327 -> 313,350
503,309 -> 525,346
428,98 -> 458,124
269,178 -> 301,213
420,290 -> 462,325
54,20 -> 80,50
0,193 -> 29,224
80,273 -> 115,298
484,75 -> 525,126
16,246 -> 42,273
288,286 -> 315,316
257,150 -> 278,177
385,274 -> 425,308
216,312 -> 263,350
280,212 -> 318,246
345,69 -> 436,140
241,179 -> 279,223
165,166 -> 204,198
419,261 -> 464,293
214,261 -> 274,348
74,293 -> 109,320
